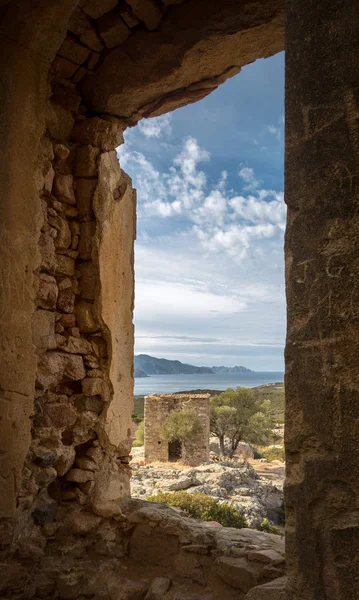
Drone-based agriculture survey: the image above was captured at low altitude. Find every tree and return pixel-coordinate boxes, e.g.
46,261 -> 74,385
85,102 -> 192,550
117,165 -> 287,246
161,408 -> 202,459
133,420 -> 144,447
210,387 -> 273,457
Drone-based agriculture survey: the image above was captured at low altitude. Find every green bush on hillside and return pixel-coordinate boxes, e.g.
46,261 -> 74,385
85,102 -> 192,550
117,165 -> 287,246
147,491 -> 246,529
259,518 -> 283,536
260,446 -> 285,462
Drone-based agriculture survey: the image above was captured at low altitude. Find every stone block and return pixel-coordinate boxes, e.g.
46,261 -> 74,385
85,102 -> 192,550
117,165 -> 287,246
52,216 -> 72,249
66,468 -> 94,483
73,394 -> 102,414
75,145 -> 99,177
61,336 -> 93,355
129,524 -> 179,566
244,577 -> 286,600
34,403 -> 77,428
72,117 -> 124,151
78,261 -> 97,300
62,510 -> 101,535
91,466 -> 131,517
32,310 -> 56,351
82,377 -> 103,396
247,549 -> 284,564
39,231 -> 56,272
60,313 -> 76,329
126,0 -> 162,30
57,288 -> 75,313
55,254 -> 75,276
119,4 -> 140,28
79,221 -> 95,259
215,556 -> 260,593
68,7 -> 104,51
55,446 -> 76,476
75,178 -> 97,218
52,56 -> 78,78
36,352 -> 86,390
35,273 -> 58,309
46,102 -> 75,141
58,35 -> 91,65
53,173 -> 76,205
75,301 -> 100,333
82,0 -> 118,18
75,456 -> 97,471
145,578 -> 171,600
97,11 -> 131,48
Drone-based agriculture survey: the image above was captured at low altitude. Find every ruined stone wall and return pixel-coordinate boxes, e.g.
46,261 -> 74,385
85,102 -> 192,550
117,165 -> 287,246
144,394 -> 210,466
26,82 -> 136,525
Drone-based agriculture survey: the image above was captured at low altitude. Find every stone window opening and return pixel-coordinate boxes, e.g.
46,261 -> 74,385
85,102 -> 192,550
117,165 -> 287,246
1,1 -> 356,599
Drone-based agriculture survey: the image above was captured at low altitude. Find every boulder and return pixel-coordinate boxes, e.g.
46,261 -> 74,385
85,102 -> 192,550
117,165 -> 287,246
215,556 -> 260,592
244,577 -> 287,599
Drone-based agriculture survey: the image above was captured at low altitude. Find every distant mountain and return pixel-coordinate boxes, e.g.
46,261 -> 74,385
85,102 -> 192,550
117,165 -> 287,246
134,354 -> 213,375
134,368 -> 149,378
211,365 -> 253,374
134,355 -> 253,377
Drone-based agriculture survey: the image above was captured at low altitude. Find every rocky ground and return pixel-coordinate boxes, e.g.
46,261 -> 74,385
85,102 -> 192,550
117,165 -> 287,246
130,449 -> 284,529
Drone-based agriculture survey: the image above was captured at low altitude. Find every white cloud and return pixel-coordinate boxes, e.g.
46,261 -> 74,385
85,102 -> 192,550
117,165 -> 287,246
238,166 -> 261,190
118,135 -> 286,265
267,124 -> 281,141
137,113 -> 172,138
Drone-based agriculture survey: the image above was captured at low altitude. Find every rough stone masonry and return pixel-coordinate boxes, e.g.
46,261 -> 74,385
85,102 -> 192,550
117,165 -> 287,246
144,394 -> 210,465
0,1 -> 358,599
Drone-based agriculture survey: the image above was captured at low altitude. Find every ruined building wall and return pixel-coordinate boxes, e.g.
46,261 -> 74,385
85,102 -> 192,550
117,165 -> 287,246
144,394 -> 210,466
0,0 -> 284,542
285,1 -> 359,599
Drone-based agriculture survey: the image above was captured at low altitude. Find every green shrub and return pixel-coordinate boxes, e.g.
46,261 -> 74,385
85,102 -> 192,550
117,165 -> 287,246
147,491 -> 246,529
132,420 -> 144,447
260,446 -> 285,462
259,518 -> 283,536
253,447 -> 263,459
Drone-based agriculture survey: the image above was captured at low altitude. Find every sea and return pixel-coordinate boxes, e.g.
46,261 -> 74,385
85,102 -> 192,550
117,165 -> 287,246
134,372 -> 284,395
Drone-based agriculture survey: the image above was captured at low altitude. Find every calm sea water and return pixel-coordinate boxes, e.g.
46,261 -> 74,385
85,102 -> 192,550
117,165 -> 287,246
134,372 -> 284,395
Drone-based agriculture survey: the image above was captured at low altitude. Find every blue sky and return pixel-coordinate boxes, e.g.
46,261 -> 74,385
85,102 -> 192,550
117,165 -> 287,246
118,52 -> 285,371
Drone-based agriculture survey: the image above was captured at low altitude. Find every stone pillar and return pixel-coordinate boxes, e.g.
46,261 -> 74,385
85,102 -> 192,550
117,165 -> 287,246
285,2 -> 359,599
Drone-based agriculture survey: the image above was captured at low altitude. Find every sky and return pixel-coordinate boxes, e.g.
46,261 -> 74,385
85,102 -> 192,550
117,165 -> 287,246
117,52 -> 285,372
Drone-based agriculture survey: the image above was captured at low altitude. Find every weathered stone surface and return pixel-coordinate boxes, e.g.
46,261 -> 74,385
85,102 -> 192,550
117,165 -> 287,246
75,178 -> 97,218
72,117 -> 124,150
91,461 -> 131,517
58,35 -> 91,65
32,310 -> 56,351
126,0 -> 162,30
97,10 -> 131,48
247,548 -> 284,564
82,0 -> 118,19
36,352 -> 86,389
215,556 -> 260,592
73,394 -> 103,414
145,577 -> 171,600
53,174 -> 76,205
82,0 -> 284,119
66,468 -> 95,482
68,7 -> 105,51
75,145 -> 99,177
62,509 -> 101,534
144,394 -> 210,467
244,577 -> 286,599
82,377 -> 103,396
78,221 -> 95,259
75,301 -> 100,333
46,102 -> 75,141
55,254 -> 75,276
78,261 -> 97,300
52,216 -> 72,249
61,336 -> 93,355
39,232 -> 56,272
34,403 -> 77,428
57,287 -> 75,313
52,55 -> 78,78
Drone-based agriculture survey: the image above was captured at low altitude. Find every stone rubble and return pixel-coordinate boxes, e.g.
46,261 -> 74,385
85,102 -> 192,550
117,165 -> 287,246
131,459 -> 284,528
